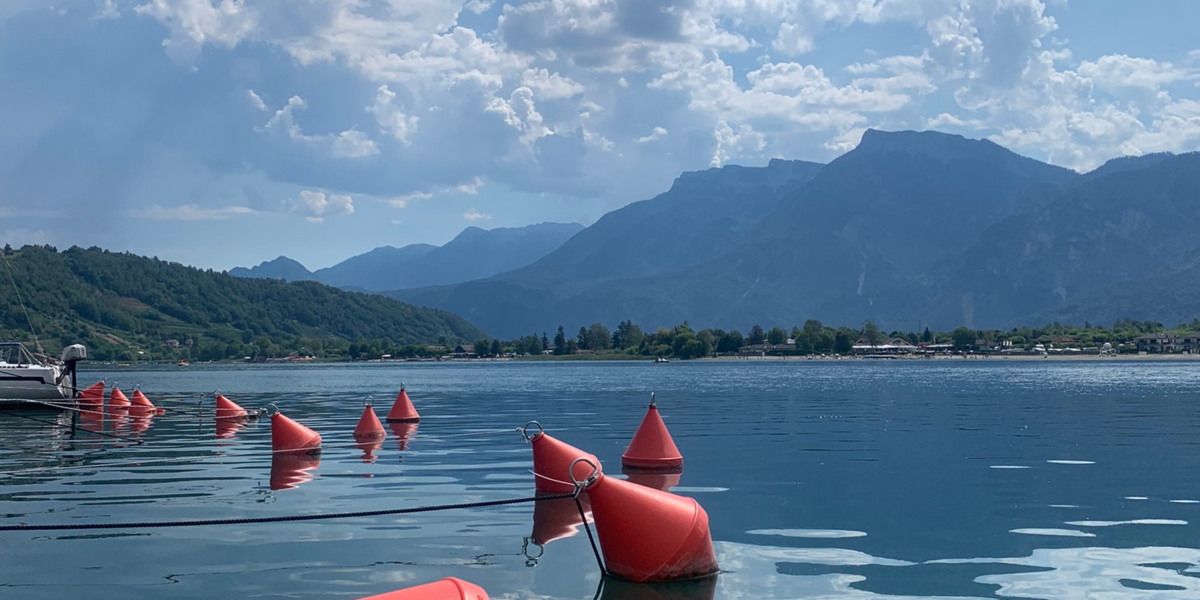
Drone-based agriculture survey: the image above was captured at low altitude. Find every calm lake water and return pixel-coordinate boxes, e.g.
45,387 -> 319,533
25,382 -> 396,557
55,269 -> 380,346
2,360 -> 1199,599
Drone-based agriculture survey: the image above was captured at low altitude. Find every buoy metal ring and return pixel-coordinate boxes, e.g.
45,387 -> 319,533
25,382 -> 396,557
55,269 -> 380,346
522,537 -> 544,564
364,395 -> 374,407
568,457 -> 600,493
213,389 -> 221,397
521,421 -> 544,442
264,403 -> 279,417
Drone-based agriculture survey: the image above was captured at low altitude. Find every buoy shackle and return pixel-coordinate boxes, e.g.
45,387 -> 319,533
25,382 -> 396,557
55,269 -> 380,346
264,403 -> 280,417
569,457 -> 601,497
522,537 -> 544,566
521,421 -> 544,442
364,395 -> 374,407
649,392 -> 656,407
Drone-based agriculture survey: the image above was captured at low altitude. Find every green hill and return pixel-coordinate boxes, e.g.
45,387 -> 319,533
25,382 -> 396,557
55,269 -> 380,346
0,245 -> 485,361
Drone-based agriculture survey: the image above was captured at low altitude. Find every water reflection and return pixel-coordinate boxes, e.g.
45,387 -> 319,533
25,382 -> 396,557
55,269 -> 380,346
216,418 -> 246,439
595,575 -> 716,600
389,422 -> 418,451
356,438 -> 384,464
269,452 -> 321,491
529,493 -> 592,546
622,467 -> 681,492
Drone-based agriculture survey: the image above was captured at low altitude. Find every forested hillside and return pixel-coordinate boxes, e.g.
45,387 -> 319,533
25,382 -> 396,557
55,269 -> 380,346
0,245 -> 484,361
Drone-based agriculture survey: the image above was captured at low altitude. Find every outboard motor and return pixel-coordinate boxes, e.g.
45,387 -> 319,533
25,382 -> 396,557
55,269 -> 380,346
61,344 -> 87,398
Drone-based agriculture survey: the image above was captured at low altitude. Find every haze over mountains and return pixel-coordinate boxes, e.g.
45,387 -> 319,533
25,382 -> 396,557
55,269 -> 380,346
230,222 -> 583,292
385,130 -> 1200,339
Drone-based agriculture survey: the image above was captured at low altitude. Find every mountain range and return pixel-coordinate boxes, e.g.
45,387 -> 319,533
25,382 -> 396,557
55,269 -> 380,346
230,222 -> 583,291
385,130 -> 1200,339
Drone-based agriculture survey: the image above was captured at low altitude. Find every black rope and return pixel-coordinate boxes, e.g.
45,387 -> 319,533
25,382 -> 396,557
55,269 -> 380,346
1,411 -> 145,445
576,496 -> 607,577
0,492 -> 575,532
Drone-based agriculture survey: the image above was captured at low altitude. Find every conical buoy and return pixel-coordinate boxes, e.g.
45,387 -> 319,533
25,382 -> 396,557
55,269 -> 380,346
270,453 -> 321,491
355,577 -> 489,600
623,467 -> 682,492
131,388 -> 155,408
389,422 -> 418,451
530,492 -> 592,546
354,399 -> 386,440
622,393 -> 682,471
79,381 -> 105,404
109,387 -> 131,408
584,472 -> 718,583
525,423 -> 602,494
215,393 -> 249,420
270,408 -> 322,454
385,385 -> 420,423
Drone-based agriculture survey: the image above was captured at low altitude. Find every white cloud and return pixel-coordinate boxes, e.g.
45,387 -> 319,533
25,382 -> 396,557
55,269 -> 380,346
583,128 -> 615,151
260,95 -> 379,158
462,208 -> 491,222
634,126 -> 668,143
711,120 -> 765,167
331,129 -> 379,158
388,191 -> 432,209
95,0 -> 119,20
134,0 -> 258,63
454,177 -> 484,195
367,85 -> 419,145
464,0 -> 492,15
142,204 -> 255,221
246,89 -> 267,111
520,68 -> 585,100
286,190 -> 354,222
485,87 -> 551,147
1078,54 -> 1192,91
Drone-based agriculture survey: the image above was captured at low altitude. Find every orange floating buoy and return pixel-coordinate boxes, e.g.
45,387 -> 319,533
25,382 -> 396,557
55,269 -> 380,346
524,422 -> 602,494
79,381 -> 105,404
623,468 -> 682,492
270,452 -> 321,491
385,385 -> 420,423
530,491 -> 592,546
109,387 -> 131,408
622,393 -> 683,471
215,392 -> 250,420
270,407 -> 322,454
583,469 -> 719,583
389,422 -> 418,451
354,398 -> 386,441
131,388 -> 155,409
355,577 -> 489,600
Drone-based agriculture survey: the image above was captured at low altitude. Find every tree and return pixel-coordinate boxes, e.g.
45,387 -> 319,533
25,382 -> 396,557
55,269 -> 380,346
861,319 -> 883,347
798,319 -> 824,354
922,327 -> 933,343
748,324 -> 765,345
542,332 -> 549,351
587,322 -> 611,350
767,326 -> 787,345
564,339 -> 579,354
474,338 -> 490,356
578,326 -> 590,350
951,327 -> 976,351
491,339 -> 502,356
553,326 -> 567,355
3,243 -> 11,255
717,330 -> 744,353
834,329 -> 854,354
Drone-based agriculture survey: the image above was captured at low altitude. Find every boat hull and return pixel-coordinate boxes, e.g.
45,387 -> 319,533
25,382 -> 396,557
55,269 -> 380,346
0,366 -> 69,401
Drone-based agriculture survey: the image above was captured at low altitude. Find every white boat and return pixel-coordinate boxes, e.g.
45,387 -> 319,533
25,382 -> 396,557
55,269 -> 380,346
654,356 -> 670,363
0,342 -> 86,402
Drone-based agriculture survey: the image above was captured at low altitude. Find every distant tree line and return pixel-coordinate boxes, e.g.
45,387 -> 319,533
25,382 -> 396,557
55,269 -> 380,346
464,318 -> 1195,360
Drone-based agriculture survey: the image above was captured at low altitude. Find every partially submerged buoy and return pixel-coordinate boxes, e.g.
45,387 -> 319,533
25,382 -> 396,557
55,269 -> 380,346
530,491 -> 592,546
622,393 -> 682,471
270,453 -> 321,491
595,572 -> 717,600
355,577 -> 489,600
385,385 -> 420,423
131,388 -> 155,409
108,387 -> 131,408
524,422 -> 602,494
79,381 -> 105,404
583,468 -> 718,583
215,392 -> 250,420
354,399 -> 386,440
270,407 -> 322,454
623,468 -> 682,492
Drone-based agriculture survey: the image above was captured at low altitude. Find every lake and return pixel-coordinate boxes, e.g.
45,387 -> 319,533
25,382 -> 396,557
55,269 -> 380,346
2,360 -> 1199,599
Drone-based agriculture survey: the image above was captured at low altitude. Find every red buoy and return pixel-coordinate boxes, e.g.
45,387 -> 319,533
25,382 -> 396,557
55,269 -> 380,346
354,400 -> 386,440
109,387 -> 131,408
531,492 -> 592,546
79,381 -> 105,404
385,385 -> 420,423
623,468 -> 682,492
131,389 -> 155,409
270,453 -> 321,491
584,471 -> 718,583
270,409 -> 322,454
355,577 -> 489,600
215,393 -> 250,420
622,393 -> 682,471
525,423 -> 602,494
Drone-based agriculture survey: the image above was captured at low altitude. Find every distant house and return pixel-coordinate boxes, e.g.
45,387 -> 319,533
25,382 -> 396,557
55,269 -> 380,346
452,344 -> 476,358
852,338 -> 917,354
1138,333 -> 1200,353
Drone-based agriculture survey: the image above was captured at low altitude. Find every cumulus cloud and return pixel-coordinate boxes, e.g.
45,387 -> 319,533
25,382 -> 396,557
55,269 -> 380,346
246,89 -> 267,111
286,191 -> 354,223
260,95 -> 379,158
1078,55 -> 1192,91
462,208 -> 491,222
367,85 -> 419,145
520,68 -> 585,100
388,191 -> 432,209
634,126 -> 668,143
142,204 -> 256,221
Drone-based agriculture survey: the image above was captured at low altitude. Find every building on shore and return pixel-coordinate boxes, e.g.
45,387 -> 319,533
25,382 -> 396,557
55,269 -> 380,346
739,343 -> 796,356
1135,333 -> 1200,353
852,338 -> 919,355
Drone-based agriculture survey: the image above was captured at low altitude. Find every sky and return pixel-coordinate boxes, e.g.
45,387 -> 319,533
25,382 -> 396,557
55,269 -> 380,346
1,0 -> 1198,271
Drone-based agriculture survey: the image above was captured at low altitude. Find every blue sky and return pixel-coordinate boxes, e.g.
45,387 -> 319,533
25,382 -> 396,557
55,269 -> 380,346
2,0 -> 1198,271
